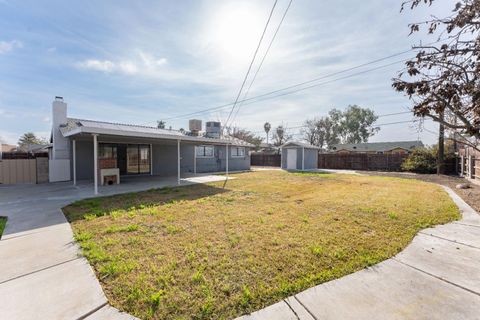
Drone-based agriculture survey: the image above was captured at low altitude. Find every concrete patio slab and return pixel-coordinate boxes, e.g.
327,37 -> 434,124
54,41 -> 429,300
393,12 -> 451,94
293,259 -> 480,320
0,223 -> 78,283
236,300 -> 298,320
85,305 -> 139,320
1,258 -> 106,320
395,233 -> 480,295
420,223 -> 480,249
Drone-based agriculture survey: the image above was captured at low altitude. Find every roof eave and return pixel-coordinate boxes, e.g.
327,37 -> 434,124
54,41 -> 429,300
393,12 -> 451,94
62,126 -> 253,147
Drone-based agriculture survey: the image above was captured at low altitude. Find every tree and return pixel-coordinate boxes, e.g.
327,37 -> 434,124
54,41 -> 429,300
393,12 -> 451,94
393,0 -> 480,152
18,132 -> 47,147
338,105 -> 379,143
228,127 -> 263,149
302,106 -> 378,148
157,120 -> 166,129
272,125 -> 292,146
263,122 -> 271,145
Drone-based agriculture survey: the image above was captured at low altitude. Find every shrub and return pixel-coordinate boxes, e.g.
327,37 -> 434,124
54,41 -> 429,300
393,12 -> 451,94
401,147 -> 437,173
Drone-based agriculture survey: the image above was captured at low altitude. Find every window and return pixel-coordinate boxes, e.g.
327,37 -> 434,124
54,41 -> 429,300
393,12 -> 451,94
196,145 -> 214,158
99,144 -> 117,159
231,146 -> 245,157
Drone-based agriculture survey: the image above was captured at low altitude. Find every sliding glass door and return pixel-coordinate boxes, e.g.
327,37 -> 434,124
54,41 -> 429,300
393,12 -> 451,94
126,144 -> 150,174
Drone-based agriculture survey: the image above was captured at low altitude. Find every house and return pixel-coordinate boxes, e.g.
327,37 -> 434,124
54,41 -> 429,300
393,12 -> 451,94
331,141 -> 424,155
256,142 -> 279,154
280,141 -> 320,170
0,143 -> 16,153
49,97 -> 253,193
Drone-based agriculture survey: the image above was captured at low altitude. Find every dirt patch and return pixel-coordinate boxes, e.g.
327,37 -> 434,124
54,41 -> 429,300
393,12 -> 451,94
363,171 -> 480,213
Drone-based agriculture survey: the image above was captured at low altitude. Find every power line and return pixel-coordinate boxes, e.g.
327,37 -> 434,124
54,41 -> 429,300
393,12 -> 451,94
156,57 -> 409,124
230,0 -> 294,127
223,0 -> 279,130
148,37 -> 447,125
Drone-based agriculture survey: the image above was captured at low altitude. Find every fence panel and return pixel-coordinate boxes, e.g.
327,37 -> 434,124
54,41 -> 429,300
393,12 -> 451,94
250,154 -> 281,167
318,153 -> 408,172
0,159 -> 37,184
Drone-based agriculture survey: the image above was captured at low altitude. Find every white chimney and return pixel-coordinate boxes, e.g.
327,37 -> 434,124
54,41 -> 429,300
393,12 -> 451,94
52,96 -> 69,160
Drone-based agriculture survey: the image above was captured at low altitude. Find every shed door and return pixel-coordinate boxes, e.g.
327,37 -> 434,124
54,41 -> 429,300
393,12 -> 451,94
286,149 -> 297,169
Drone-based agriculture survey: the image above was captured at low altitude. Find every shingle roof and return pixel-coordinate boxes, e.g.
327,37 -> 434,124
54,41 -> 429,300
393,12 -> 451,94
331,140 -> 424,152
59,118 -> 254,147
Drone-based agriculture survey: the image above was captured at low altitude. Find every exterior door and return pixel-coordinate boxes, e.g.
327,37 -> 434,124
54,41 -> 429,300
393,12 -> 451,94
286,149 -> 297,169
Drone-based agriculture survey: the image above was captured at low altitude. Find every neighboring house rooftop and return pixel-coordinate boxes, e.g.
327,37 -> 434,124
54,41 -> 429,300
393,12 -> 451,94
331,140 -> 424,153
281,141 -> 322,149
0,143 -> 17,152
60,118 -> 254,147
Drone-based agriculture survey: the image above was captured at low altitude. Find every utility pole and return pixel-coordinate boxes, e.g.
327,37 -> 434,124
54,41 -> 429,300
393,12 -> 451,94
437,111 -> 445,174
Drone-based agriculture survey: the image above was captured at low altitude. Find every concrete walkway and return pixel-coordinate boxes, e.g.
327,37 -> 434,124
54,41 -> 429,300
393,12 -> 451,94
237,186 -> 480,320
0,175 -> 230,320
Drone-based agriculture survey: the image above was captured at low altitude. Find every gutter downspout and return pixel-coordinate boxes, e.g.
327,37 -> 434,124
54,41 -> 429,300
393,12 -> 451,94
226,143 -> 229,179
194,145 -> 197,175
93,134 -> 98,195
73,139 -> 76,186
177,139 -> 181,185
302,146 -> 305,171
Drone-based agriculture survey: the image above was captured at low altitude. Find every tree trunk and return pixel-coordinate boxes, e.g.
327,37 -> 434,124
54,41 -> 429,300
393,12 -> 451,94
437,111 -> 445,175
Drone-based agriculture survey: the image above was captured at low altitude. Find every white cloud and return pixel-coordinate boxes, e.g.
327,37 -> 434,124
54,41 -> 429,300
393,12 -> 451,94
0,40 -> 23,54
77,51 -> 167,76
78,59 -> 115,72
118,61 -> 138,74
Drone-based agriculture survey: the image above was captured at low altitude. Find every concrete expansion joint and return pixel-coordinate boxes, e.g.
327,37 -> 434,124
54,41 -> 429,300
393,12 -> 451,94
283,299 -> 300,320
391,258 -> 480,297
292,296 -> 319,320
76,302 -> 109,320
453,221 -> 480,229
0,257 -> 81,285
418,231 -> 480,250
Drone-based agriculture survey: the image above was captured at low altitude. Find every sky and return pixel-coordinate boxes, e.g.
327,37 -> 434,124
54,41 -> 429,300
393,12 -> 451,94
0,0 -> 455,145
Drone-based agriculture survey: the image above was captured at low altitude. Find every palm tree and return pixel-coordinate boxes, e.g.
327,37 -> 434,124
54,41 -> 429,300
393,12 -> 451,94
264,122 -> 271,145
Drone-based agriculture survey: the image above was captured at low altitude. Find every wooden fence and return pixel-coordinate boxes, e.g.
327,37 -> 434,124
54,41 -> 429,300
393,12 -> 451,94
0,154 -> 49,184
250,153 -> 281,167
318,153 -> 409,171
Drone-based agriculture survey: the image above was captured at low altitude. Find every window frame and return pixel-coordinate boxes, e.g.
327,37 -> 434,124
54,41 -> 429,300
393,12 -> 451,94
231,146 -> 245,157
195,145 -> 215,158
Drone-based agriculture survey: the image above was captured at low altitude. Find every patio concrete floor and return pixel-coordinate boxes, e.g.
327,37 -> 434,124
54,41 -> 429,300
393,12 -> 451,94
0,174 -> 231,320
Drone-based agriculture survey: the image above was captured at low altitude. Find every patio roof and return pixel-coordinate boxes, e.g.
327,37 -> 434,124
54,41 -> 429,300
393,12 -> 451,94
60,118 -> 254,147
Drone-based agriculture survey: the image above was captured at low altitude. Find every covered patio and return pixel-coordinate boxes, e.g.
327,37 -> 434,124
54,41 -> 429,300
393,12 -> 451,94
58,118 -> 252,194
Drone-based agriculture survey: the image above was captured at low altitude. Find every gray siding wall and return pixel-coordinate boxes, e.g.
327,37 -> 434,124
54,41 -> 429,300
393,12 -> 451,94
179,145 -> 250,174
74,140 -> 250,180
281,147 -> 318,170
75,140 -> 94,180
304,149 -> 318,169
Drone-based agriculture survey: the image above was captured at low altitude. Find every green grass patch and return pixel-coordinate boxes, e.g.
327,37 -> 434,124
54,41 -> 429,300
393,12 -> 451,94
63,171 -> 460,320
0,216 -> 7,239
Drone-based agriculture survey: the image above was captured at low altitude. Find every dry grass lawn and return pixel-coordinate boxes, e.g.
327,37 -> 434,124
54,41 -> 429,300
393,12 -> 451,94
63,171 -> 460,320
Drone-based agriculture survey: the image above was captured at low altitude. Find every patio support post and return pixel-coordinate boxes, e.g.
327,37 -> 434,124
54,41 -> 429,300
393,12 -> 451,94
177,139 -> 181,185
73,139 -> 76,186
302,146 -> 305,171
194,145 -> 197,175
226,143 -> 229,178
150,144 -> 153,176
93,134 -> 98,195
460,155 -> 464,176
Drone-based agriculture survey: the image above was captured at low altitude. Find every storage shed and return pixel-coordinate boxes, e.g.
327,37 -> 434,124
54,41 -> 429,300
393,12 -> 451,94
281,141 -> 319,170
